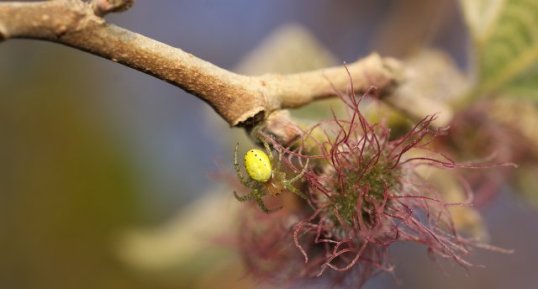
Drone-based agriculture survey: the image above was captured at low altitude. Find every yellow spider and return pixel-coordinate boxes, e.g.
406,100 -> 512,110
234,142 -> 309,213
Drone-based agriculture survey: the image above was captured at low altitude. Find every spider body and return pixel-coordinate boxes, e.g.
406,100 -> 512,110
244,149 -> 272,183
234,142 -> 309,213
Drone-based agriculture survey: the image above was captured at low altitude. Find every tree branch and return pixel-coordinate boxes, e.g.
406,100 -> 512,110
0,0 -> 409,127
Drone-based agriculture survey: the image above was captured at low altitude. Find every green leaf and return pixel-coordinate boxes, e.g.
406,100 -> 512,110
501,62 -> 538,99
460,0 -> 538,98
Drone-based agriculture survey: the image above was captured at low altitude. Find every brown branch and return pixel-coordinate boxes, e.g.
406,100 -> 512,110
0,0 -> 412,127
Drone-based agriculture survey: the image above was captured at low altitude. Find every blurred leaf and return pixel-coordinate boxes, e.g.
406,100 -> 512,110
489,97 -> 538,156
117,190 -> 253,289
234,23 -> 337,75
117,191 -> 238,273
460,0 -> 538,98
487,98 -> 538,208
459,0 -> 506,42
501,62 -> 538,99
514,165 -> 538,209
387,50 -> 464,127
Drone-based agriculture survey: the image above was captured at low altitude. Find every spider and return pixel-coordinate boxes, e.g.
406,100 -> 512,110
233,141 -> 310,213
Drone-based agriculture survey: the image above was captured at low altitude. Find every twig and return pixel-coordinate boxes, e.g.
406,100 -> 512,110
0,0 -> 408,127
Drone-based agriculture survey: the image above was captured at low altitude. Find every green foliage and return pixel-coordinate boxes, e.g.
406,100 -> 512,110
502,63 -> 538,99
460,0 -> 538,210
460,0 -> 538,99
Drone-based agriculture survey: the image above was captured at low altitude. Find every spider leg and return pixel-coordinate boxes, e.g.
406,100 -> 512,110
284,182 -> 308,200
254,194 -> 283,213
262,139 -> 274,161
282,158 -> 310,199
234,143 -> 251,187
261,139 -> 282,182
287,158 -> 310,184
233,190 -> 255,202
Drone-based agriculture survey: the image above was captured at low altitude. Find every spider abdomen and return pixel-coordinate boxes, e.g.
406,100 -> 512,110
244,149 -> 272,182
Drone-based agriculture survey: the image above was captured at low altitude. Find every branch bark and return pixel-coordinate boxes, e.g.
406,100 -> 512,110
0,0 -> 414,127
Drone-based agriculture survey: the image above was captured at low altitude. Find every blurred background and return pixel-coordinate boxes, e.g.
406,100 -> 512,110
1,0 -> 537,288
